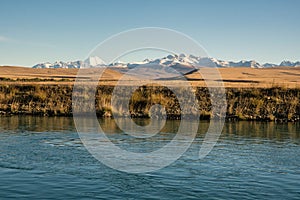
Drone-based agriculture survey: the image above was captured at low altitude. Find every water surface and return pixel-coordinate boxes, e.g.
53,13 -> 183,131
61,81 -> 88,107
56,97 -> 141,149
0,116 -> 300,199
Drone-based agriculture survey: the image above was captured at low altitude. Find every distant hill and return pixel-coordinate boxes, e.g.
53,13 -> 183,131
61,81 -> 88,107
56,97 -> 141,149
32,54 -> 300,69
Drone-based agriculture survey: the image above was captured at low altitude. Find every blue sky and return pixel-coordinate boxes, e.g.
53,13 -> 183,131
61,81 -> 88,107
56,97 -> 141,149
0,0 -> 299,66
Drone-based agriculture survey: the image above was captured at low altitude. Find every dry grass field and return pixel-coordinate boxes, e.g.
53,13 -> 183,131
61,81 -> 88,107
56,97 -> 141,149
0,66 -> 299,121
0,66 -> 300,88
0,66 -> 124,85
186,67 -> 300,88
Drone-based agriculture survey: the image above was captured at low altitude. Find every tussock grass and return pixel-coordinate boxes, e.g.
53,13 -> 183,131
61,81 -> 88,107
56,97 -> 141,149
0,84 -> 299,122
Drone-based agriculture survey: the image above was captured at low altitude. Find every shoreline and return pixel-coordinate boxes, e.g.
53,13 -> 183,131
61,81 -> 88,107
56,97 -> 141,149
0,66 -> 299,122
0,84 -> 299,122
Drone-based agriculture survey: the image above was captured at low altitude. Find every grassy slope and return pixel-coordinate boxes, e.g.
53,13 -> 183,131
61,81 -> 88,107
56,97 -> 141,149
1,66 -> 300,87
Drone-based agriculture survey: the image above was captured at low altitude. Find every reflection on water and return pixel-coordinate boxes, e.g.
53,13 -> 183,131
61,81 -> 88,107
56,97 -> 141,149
1,116 -> 299,141
0,116 -> 75,132
0,116 -> 300,199
222,121 -> 300,142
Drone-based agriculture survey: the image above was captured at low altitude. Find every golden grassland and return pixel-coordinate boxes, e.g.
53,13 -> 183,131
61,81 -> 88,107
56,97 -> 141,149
187,67 -> 300,88
1,65 -> 300,88
0,66 -> 299,121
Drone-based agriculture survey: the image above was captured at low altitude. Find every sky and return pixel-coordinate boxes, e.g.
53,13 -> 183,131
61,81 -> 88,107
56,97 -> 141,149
0,0 -> 300,66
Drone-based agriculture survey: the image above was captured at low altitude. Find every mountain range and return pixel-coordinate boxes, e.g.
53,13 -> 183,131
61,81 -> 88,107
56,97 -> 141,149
32,54 -> 300,69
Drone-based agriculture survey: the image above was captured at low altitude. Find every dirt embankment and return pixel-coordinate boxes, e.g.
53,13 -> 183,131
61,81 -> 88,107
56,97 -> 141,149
0,85 -> 299,122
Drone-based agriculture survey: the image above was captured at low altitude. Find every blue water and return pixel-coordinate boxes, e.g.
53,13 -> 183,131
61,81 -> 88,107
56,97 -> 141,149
0,116 -> 300,199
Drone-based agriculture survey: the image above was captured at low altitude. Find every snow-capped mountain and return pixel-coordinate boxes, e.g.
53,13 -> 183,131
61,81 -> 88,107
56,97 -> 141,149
126,54 -> 264,69
32,61 -> 84,69
32,55 -> 300,69
33,56 -> 106,69
127,54 -> 191,68
228,60 -> 262,68
279,61 -> 300,67
84,56 -> 106,67
262,63 -> 278,68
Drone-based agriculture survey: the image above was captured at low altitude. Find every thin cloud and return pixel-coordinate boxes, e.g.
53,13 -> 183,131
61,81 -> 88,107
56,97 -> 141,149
0,35 -> 54,47
22,41 -> 56,48
0,35 -> 10,42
